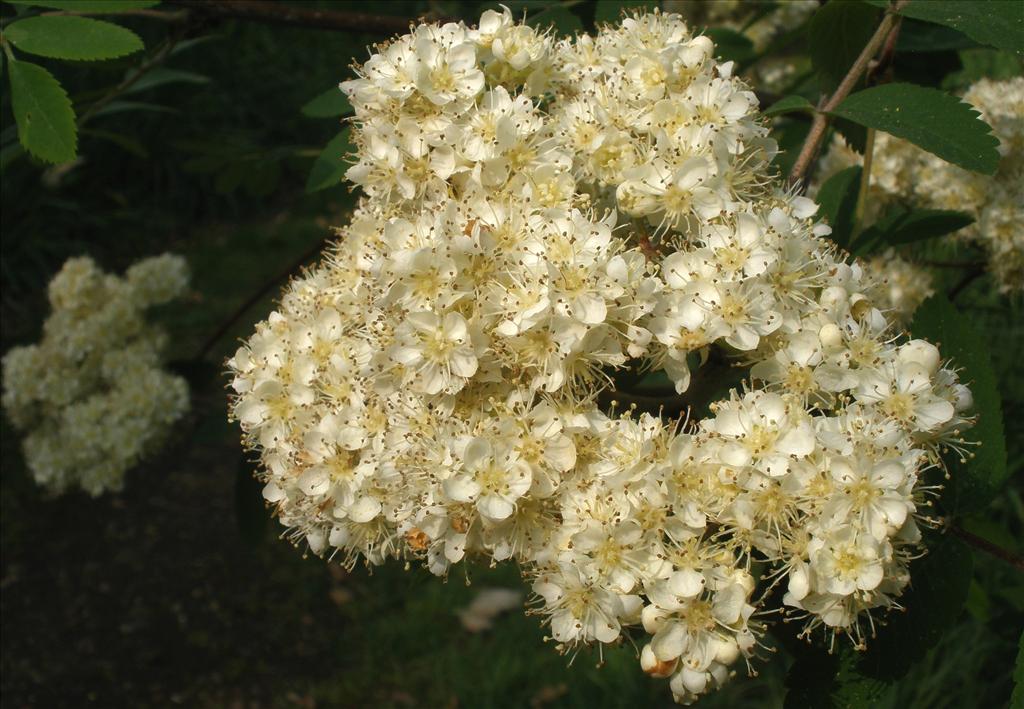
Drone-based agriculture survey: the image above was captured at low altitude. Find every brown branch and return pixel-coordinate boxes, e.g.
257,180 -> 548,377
788,1 -> 908,189
195,237 -> 328,361
164,0 -> 448,35
46,8 -> 189,22
950,525 -> 1024,572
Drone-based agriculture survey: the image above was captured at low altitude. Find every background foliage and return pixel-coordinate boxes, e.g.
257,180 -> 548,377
1,1 -> 1022,707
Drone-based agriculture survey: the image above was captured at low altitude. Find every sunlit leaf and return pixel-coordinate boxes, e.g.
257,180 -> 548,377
830,83 -> 1001,174
4,15 -> 143,61
7,59 -> 77,164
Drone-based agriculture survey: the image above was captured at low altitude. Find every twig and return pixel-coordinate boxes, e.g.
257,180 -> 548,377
45,8 -> 188,22
195,237 -> 327,361
164,0 -> 452,35
788,1 -> 908,189
950,525 -> 1024,572
849,127 -> 876,248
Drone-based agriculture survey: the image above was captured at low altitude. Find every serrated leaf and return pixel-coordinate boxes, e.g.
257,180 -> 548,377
854,208 -> 973,254
857,534 -> 974,679
305,129 -> 352,193
124,68 -> 210,95
4,15 -> 143,61
810,0 -> 881,92
785,534 -> 973,704
784,646 -> 890,709
4,1 -> 159,10
704,27 -> 755,65
834,116 -> 868,154
7,59 -> 77,164
301,86 -> 352,118
865,0 -> 1024,55
815,166 -> 861,249
829,83 -> 1001,174
897,17 -> 980,53
765,95 -> 815,117
910,295 -> 1007,513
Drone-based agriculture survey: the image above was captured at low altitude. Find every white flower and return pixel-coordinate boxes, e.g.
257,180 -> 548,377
444,437 -> 532,521
391,311 -> 480,395
811,527 -> 886,595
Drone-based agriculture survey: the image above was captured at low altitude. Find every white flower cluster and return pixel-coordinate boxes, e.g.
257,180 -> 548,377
819,77 -> 1024,293
228,10 -> 973,704
2,255 -> 190,496
862,249 -> 935,326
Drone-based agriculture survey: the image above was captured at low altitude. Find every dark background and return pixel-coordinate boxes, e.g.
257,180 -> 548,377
2,2 -> 1021,707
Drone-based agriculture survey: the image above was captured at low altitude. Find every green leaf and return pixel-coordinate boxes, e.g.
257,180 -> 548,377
857,534 -> 974,679
4,0 -> 159,10
854,208 -> 973,254
785,534 -> 974,705
764,95 -> 816,117
910,295 -> 1008,513
301,86 -> 352,118
785,646 -> 890,709
704,27 -> 755,65
124,68 -> 210,95
568,0 -> 597,35
4,15 -> 143,61
964,578 -> 991,622
533,4 -> 583,36
305,129 -> 352,193
829,83 -> 1001,174
81,127 -> 147,157
815,166 -> 861,249
942,48 -> 1024,91
866,0 -> 1024,55
833,116 -> 868,154
7,59 -> 77,164
89,100 -> 176,118
897,17 -> 980,53
809,0 -> 881,92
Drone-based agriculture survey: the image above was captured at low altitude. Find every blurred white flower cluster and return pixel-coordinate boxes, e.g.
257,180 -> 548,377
819,77 -> 1024,293
228,9 -> 973,704
2,255 -> 190,496
862,249 -> 935,326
